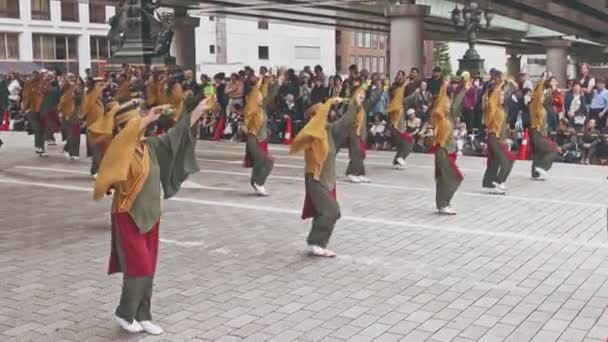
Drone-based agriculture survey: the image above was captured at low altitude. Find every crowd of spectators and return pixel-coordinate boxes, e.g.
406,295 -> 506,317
2,61 -> 608,165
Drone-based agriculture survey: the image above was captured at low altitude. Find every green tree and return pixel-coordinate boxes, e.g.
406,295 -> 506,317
433,41 -> 452,76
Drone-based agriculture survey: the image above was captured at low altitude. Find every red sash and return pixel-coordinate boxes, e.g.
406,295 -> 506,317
487,138 -> 516,167
432,145 -> 464,181
302,186 -> 337,219
213,116 -> 225,141
359,138 -> 367,159
401,131 -> 414,143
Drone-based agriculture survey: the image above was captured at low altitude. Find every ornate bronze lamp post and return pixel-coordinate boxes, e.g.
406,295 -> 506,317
451,1 -> 494,77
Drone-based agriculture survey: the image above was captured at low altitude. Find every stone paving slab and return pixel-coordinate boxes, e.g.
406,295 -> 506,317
1,132 -> 608,341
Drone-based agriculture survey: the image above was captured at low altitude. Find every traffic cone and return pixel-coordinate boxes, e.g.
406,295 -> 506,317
0,110 -> 9,131
518,128 -> 529,160
213,116 -> 225,141
283,117 -> 292,145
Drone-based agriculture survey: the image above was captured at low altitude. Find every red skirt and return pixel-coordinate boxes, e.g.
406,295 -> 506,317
529,129 -> 559,155
243,139 -> 271,168
302,186 -> 337,219
108,213 -> 159,277
213,116 -> 226,141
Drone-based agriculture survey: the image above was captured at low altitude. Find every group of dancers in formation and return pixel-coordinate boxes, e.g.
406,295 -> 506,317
15,65 -> 556,335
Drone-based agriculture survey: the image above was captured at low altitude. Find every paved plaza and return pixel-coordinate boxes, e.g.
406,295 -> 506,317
2,132 -> 608,342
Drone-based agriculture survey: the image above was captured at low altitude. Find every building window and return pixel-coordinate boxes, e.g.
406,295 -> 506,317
336,55 -> 342,73
295,46 -> 320,59
31,0 -> 50,20
258,20 -> 269,30
356,32 -> 363,48
379,35 -> 385,50
90,36 -> 110,60
209,16 -> 214,21
89,1 -> 106,23
364,56 -> 371,71
350,32 -> 355,47
61,0 -> 79,22
379,56 -> 385,74
372,56 -> 378,72
0,0 -> 20,18
209,45 -> 215,54
350,55 -> 356,66
258,46 -> 269,60
0,33 -> 19,60
33,34 -> 79,73
364,32 -> 371,48
335,30 -> 341,45
356,56 -> 363,70
371,33 -> 378,49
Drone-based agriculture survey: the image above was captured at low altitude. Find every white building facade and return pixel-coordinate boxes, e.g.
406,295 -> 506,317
0,1 -> 336,78
0,0 -> 115,76
193,16 -> 336,76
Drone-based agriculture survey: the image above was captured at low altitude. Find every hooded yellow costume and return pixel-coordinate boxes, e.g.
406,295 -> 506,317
432,80 -> 463,213
93,94 -> 200,329
387,83 -> 405,129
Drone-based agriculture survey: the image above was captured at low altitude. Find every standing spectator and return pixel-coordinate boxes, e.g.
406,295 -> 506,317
462,75 -> 478,134
579,63 -> 596,106
589,78 -> 608,128
329,75 -> 342,98
366,77 -> 388,117
565,82 -> 587,130
404,67 -> 421,95
180,70 -> 200,96
8,72 -> 21,120
226,73 -> 244,116
427,66 -> 443,97
518,72 -> 533,91
544,76 -> 561,132
279,68 -> 299,99
309,75 -> 328,106
214,73 -> 227,113
580,118 -> 602,164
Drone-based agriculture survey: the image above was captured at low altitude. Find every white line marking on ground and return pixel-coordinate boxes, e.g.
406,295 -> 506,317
197,146 -> 606,183
11,165 -> 606,208
1,176 -> 606,249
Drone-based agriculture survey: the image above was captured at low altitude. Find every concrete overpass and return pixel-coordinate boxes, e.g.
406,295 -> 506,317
109,0 -> 608,83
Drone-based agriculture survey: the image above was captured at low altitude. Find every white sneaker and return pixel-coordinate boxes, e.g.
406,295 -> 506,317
358,176 -> 371,183
490,186 -> 505,195
113,312 -> 143,333
252,183 -> 268,196
64,152 -> 71,159
347,174 -> 361,183
491,182 -> 506,194
38,151 -> 48,157
308,245 -> 336,258
534,167 -> 549,179
438,206 -> 457,215
92,173 -> 97,180
496,182 -> 507,191
393,163 -> 404,170
396,157 -> 406,167
70,156 -> 80,161
139,321 -> 163,335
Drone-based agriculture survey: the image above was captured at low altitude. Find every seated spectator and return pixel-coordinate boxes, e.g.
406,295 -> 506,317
555,118 -> 579,163
369,113 -> 388,150
580,118 -> 602,164
453,116 -> 467,155
405,108 -> 422,139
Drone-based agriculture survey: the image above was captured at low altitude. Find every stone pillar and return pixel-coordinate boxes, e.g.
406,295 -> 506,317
171,7 -> 200,75
385,4 -> 429,79
544,39 -> 571,87
506,54 -> 521,78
